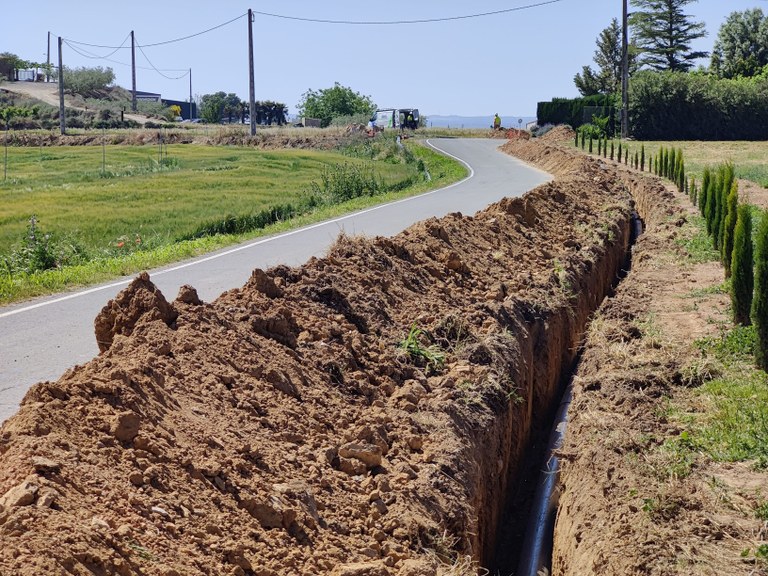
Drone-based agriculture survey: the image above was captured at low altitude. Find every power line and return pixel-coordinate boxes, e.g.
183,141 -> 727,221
135,40 -> 190,80
252,0 -> 565,25
62,39 -> 188,74
62,12 -> 247,50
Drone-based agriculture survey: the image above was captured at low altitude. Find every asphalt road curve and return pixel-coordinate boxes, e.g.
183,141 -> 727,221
0,138 -> 551,424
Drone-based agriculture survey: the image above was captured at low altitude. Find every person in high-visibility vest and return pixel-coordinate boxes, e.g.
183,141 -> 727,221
493,113 -> 501,130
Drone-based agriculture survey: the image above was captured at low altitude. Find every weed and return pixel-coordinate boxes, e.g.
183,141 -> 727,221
398,324 -> 446,374
755,499 -> 768,521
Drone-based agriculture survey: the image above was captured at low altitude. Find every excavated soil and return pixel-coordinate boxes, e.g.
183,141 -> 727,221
1,131 -> 766,576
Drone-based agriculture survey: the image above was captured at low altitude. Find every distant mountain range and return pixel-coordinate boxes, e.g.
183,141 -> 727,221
424,115 -> 537,129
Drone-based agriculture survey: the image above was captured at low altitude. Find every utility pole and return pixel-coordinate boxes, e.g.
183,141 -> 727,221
131,31 -> 137,112
189,68 -> 194,120
248,9 -> 256,136
58,36 -> 65,135
621,0 -> 629,140
46,32 -> 50,82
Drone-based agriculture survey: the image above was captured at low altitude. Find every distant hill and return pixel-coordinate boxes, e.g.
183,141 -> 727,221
425,115 -> 537,129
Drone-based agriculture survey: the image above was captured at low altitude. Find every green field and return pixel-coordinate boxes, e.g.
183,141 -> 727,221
627,140 -> 768,186
0,138 -> 466,303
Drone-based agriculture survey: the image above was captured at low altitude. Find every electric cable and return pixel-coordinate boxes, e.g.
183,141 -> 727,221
252,0 -> 565,25
135,40 -> 190,80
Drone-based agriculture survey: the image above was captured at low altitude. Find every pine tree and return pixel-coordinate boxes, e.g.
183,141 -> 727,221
731,205 -> 753,326
630,0 -> 709,72
752,210 -> 768,370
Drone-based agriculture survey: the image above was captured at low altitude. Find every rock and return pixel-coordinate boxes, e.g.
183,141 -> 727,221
175,284 -> 202,305
151,506 -> 171,518
397,559 -> 437,576
91,516 -> 111,531
111,411 -> 140,443
0,480 -> 38,507
247,269 -> 283,298
332,561 -> 390,576
31,456 -> 61,474
36,488 -> 58,508
339,442 -> 382,468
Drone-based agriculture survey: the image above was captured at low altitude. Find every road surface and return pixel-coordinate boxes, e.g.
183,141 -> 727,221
0,138 -> 550,424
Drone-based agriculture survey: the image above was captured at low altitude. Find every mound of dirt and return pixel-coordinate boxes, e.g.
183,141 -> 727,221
537,125 -> 576,143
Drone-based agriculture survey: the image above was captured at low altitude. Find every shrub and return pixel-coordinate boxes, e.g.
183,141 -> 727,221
731,205 -> 753,325
722,181 -> 739,277
753,210 -> 768,369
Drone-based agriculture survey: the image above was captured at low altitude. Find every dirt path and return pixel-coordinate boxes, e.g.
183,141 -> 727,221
2,81 -> 151,125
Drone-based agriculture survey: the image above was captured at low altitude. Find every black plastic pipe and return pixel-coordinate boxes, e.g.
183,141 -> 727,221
516,383 -> 573,576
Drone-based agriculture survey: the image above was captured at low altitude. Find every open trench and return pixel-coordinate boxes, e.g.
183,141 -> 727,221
471,141 -> 676,575
0,137 -> 684,576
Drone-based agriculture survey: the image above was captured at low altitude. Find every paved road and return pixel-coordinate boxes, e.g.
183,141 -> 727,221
0,138 -> 550,424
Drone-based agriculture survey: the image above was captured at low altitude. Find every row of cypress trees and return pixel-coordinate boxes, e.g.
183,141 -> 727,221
577,131 -> 768,371
688,163 -> 768,370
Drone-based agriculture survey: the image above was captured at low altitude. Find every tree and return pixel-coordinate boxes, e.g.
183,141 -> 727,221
199,91 -> 227,124
574,19 -> 637,96
629,0 -> 708,72
62,66 -> 115,96
753,210 -> 768,370
731,204 -> 753,326
711,8 -> 768,79
297,83 -> 376,128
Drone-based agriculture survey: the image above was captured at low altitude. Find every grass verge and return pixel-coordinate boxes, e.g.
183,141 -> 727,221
0,139 -> 466,304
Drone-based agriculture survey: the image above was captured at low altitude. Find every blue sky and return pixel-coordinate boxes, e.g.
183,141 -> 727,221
4,1 -> 766,118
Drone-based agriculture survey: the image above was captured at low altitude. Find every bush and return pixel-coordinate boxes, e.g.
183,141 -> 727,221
753,210 -> 768,370
62,66 -> 115,96
731,205 -> 754,326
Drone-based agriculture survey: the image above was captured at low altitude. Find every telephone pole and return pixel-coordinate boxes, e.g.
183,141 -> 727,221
189,68 -> 194,120
46,32 -> 51,82
58,36 -> 65,135
248,9 -> 256,136
621,0 -> 629,139
131,31 -> 137,112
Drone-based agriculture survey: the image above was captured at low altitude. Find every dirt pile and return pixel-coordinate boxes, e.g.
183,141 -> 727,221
537,125 -> 576,144
0,137 -> 643,575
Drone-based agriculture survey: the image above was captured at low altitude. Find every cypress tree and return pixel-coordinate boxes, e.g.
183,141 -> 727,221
678,158 -> 685,193
634,151 -> 639,169
581,132 -> 586,149
753,210 -> 768,370
575,131 -> 579,147
589,135 -> 593,154
689,176 -> 697,205
731,205 -> 753,326
712,168 -> 723,249
722,181 -> 739,278
669,148 -> 677,180
705,171 -> 719,236
625,147 -> 629,164
700,167 -> 711,217
597,137 -> 602,156
641,145 -> 645,171
618,141 -> 622,162
604,135 -> 608,158
610,141 -> 615,160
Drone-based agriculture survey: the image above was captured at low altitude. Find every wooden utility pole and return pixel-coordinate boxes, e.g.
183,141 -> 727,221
621,0 -> 629,140
46,32 -> 51,82
131,31 -> 137,112
189,68 -> 194,119
248,9 -> 256,136
58,36 -> 65,135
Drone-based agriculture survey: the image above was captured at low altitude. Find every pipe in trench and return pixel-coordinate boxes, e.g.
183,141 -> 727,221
515,383 -> 573,576
515,212 -> 644,576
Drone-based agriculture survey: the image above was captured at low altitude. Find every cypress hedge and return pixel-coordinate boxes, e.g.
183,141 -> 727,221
731,205 -> 753,326
753,210 -> 768,370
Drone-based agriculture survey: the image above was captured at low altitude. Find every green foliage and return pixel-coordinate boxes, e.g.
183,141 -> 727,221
398,324 -> 445,374
629,70 -> 768,140
574,18 -> 638,96
711,8 -> 768,79
753,210 -> 768,370
297,82 -> 376,128
731,204 -> 754,326
536,94 -> 614,130
62,66 -> 115,96
722,181 -> 739,277
629,0 -> 708,72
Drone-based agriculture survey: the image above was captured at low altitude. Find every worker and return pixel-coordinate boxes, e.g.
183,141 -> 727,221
493,113 -> 501,130
406,112 -> 414,129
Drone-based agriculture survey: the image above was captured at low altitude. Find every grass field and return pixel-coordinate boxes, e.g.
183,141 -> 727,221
0,137 -> 466,303
629,140 -> 768,186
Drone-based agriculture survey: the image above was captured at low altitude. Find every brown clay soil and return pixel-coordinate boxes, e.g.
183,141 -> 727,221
1,129 -> 767,576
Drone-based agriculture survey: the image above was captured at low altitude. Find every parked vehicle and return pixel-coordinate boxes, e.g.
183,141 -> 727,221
371,108 -> 420,130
